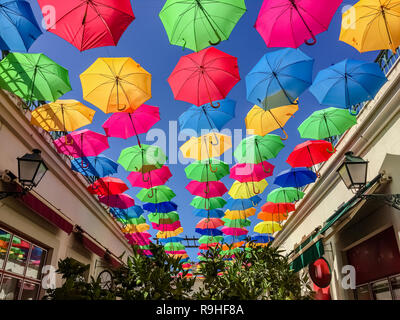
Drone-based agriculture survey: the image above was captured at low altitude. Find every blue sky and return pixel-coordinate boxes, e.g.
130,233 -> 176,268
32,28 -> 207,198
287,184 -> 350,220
27,0 -> 378,260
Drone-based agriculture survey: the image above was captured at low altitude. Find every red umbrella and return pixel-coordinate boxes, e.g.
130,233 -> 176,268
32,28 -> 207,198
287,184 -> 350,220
38,0 -> 135,52
230,161 -> 275,183
221,227 -> 249,236
87,177 -> 128,196
127,166 -> 172,189
196,218 -> 225,229
168,47 -> 240,107
186,181 -> 228,198
261,202 -> 296,214
98,193 -> 135,209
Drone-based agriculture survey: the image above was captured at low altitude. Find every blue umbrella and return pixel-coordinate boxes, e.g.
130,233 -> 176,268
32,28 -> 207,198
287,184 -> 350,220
143,201 -> 178,213
309,59 -> 387,114
71,155 -> 118,177
110,206 -> 144,219
178,99 -> 236,135
246,48 -> 314,109
250,234 -> 274,243
274,168 -> 317,188
226,196 -> 262,211
193,209 -> 224,218
0,0 -> 42,52
158,237 -> 184,244
222,235 -> 247,244
195,228 -> 223,236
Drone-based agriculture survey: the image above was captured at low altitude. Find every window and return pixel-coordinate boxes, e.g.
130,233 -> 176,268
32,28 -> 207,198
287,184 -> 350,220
0,227 -> 48,300
355,274 -> 400,300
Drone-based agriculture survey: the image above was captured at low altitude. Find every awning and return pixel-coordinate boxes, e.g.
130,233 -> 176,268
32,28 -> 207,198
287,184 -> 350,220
82,234 -> 106,258
291,238 -> 325,273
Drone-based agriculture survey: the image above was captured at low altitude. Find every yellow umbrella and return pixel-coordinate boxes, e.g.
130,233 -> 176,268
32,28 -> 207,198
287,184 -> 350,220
245,104 -> 298,140
224,208 -> 256,219
80,57 -> 152,113
169,253 -> 189,259
228,180 -> 268,199
121,223 -> 150,233
340,0 -> 400,53
30,100 -> 95,132
254,221 -> 282,234
222,242 -> 244,251
180,133 -> 232,160
246,242 -> 269,248
157,227 -> 184,238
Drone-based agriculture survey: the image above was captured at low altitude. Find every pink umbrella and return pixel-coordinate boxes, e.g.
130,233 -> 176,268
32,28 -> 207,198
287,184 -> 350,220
98,193 -> 135,209
151,220 -> 181,231
165,250 -> 187,255
255,0 -> 343,48
138,249 -> 152,256
186,181 -> 228,198
53,129 -> 109,159
196,218 -> 225,229
127,166 -> 172,189
102,105 -> 160,147
230,161 -> 275,183
221,227 -> 249,236
87,177 -> 128,196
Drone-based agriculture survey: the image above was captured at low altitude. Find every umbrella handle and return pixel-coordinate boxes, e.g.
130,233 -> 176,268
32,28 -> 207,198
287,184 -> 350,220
81,159 -> 89,169
305,34 -> 317,46
349,108 -> 359,116
252,183 -> 260,195
280,128 -> 288,141
210,101 -> 221,109
209,163 -> 218,173
117,104 -> 127,112
142,172 -> 150,182
148,188 -> 154,199
204,183 -> 210,195
209,33 -> 222,46
261,161 -> 271,174
326,146 -> 336,154
65,135 -> 74,145
210,134 -> 219,146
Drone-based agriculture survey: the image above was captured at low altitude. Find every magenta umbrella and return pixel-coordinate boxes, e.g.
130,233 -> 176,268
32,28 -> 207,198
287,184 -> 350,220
221,227 -> 249,236
230,161 -> 275,183
166,250 -> 187,255
98,193 -> 135,209
254,0 -> 343,48
102,105 -> 160,147
127,166 -> 172,189
151,220 -> 181,231
53,129 -> 109,159
186,181 -> 228,198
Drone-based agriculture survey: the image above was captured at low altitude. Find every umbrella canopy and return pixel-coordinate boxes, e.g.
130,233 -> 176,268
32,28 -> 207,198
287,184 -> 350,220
38,0 -> 135,52
185,159 -> 229,182
298,107 -> 357,140
224,208 -> 256,219
168,47 -> 240,107
98,193 -> 135,209
0,52 -> 71,102
127,166 -> 172,189
186,181 -> 228,198
53,129 -> 109,158
274,168 -> 317,188
148,211 -> 180,224
255,0 -> 343,48
0,0 -> 42,52
180,133 -> 232,160
159,237 -> 184,244
190,196 -> 227,210
257,211 -> 289,222
228,180 -> 269,199
164,242 -> 186,252
198,235 -> 224,244
226,196 -> 262,210
152,220 -> 181,232
87,177 -> 128,196
222,235 -> 247,243
71,155 -> 118,177
195,228 -> 223,236
245,104 -> 298,140
136,186 -> 176,204
234,134 -> 285,164
286,140 -> 335,169
222,218 -> 251,228
118,144 -> 167,172
221,227 -> 249,236
80,57 -> 151,113
110,206 -> 144,219
31,100 -> 95,132
254,221 -> 282,234
157,228 -> 184,238
143,201 -> 178,213
159,0 -> 246,52
116,216 -> 146,225
179,99 -> 236,135
267,187 -> 305,203
246,48 -> 314,109
340,0 -> 400,53
193,209 -> 225,218
122,223 -> 149,234
196,218 -> 225,229
230,161 -> 274,183
261,202 -> 295,214
250,234 -> 275,243
309,59 -> 387,112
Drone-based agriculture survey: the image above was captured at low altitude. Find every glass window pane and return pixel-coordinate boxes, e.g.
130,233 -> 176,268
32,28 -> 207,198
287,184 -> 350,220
372,279 -> 392,300
0,229 -> 11,270
26,246 -> 46,280
19,282 -> 39,300
355,285 -> 371,300
5,236 -> 29,275
0,277 -> 21,300
390,276 -> 400,300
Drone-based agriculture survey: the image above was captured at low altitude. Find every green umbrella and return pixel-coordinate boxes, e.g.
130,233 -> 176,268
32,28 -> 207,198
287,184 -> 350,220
222,218 -> 251,228
198,235 -> 223,244
234,134 -> 285,165
185,158 -> 229,182
164,242 -> 186,251
0,53 -> 71,102
267,187 -> 304,203
190,196 -> 226,210
116,216 -> 146,225
137,185 -> 176,204
159,0 -> 247,52
118,144 -> 167,172
298,107 -> 357,140
148,211 -> 180,224
0,234 -> 21,244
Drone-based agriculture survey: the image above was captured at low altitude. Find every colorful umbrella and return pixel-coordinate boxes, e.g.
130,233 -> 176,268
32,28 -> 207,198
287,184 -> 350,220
159,237 -> 184,244
168,47 -> 240,107
222,235 -> 247,243
164,242 -> 186,252
226,196 -> 262,210
195,228 -> 223,236
190,196 -> 227,210
122,224 -> 149,233
257,211 -> 289,222
250,234 -> 275,243
80,57 -> 152,113
136,186 -> 176,203
274,168 -> 317,188
186,181 -> 228,198
31,100 -> 95,132
193,209 -> 225,218
148,211 -> 180,224
53,129 -> 109,158
309,59 -> 387,113
159,0 -> 246,52
255,0 -> 343,48
234,135 -> 285,164
261,202 -> 295,215
340,0 -> 400,53
87,177 -> 128,196
185,159 -> 229,182
221,227 -> 249,236
224,208 -> 256,219
143,201 -> 178,213
198,235 -> 224,244
110,206 -> 144,219
157,228 -> 184,238
267,187 -> 305,203
246,48 -> 314,109
152,220 -> 181,231
116,216 -> 146,225
245,104 -> 298,140
298,107 -> 357,140
179,99 -> 236,135
127,166 -> 172,189
180,133 -> 232,160
222,218 -> 251,228
228,180 -> 269,199
230,161 -> 274,183
0,52 -> 71,102
254,221 -> 282,234
98,193 -> 135,209
118,144 -> 166,172
71,155 -> 118,177
196,218 -> 224,229
38,0 -> 135,51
